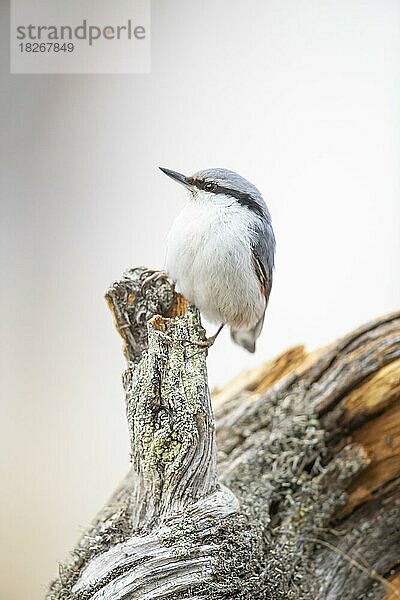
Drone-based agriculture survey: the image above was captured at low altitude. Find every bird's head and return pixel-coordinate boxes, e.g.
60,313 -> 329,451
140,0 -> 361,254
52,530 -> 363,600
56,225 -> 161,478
159,166 -> 268,220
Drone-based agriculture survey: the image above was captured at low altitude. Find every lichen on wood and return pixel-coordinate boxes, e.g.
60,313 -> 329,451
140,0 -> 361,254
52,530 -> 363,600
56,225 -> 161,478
124,303 -> 218,532
47,268 -> 400,600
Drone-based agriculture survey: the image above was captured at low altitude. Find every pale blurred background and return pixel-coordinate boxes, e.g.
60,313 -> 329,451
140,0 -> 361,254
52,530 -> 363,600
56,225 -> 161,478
1,0 -> 399,598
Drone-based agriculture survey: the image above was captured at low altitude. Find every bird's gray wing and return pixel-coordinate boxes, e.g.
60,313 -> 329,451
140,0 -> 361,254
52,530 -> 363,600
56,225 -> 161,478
251,219 -> 275,305
230,219 -> 275,353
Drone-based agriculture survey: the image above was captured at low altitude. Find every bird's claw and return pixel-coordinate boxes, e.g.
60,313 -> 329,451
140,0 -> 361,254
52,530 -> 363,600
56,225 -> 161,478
184,337 -> 215,349
180,324 -> 224,351
180,331 -> 221,351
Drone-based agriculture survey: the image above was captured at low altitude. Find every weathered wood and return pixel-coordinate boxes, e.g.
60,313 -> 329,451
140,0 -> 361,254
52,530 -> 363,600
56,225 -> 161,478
47,268 -> 400,600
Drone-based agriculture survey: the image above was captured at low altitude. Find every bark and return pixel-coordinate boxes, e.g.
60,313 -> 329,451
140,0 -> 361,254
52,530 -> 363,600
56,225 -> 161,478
47,267 -> 400,600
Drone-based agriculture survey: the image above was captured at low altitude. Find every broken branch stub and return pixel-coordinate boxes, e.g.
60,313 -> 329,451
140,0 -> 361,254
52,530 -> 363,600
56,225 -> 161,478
71,268 -> 240,599
125,305 -> 219,531
47,268 -> 400,600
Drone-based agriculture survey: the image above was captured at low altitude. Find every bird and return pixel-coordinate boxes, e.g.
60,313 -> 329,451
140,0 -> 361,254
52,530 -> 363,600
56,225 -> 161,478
159,167 -> 275,353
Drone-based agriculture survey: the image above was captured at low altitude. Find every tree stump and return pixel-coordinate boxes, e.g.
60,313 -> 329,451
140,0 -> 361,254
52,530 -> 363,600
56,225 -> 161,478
47,267 -> 400,600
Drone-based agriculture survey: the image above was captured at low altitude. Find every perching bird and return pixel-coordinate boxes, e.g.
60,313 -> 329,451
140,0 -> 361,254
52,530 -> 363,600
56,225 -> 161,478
160,167 -> 275,353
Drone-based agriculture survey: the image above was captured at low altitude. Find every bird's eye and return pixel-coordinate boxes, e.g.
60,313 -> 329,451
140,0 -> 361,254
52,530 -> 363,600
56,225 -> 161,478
204,181 -> 216,192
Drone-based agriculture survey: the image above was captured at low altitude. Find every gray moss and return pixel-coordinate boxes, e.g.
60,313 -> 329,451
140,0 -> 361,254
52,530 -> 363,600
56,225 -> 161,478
201,384 -> 365,600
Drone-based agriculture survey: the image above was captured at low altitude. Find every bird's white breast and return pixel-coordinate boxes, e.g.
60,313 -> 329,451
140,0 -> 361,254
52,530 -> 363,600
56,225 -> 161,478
166,200 -> 265,329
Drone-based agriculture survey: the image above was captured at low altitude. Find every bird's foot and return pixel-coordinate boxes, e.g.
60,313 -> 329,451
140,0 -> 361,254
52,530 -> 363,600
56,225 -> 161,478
185,338 -> 214,349
181,324 -> 225,351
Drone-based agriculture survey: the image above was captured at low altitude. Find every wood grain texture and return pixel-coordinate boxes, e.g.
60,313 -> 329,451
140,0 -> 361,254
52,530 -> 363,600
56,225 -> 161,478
47,268 -> 400,600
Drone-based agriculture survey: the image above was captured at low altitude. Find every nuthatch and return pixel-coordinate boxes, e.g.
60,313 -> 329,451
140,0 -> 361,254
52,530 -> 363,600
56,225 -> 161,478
160,167 -> 275,353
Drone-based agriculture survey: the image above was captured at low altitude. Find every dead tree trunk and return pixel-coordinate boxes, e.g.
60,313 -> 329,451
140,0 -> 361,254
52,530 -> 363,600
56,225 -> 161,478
47,267 -> 400,600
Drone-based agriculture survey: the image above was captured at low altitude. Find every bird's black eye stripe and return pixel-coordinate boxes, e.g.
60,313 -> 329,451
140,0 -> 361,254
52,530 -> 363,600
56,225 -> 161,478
216,186 -> 265,219
188,177 -> 264,219
187,178 -> 218,192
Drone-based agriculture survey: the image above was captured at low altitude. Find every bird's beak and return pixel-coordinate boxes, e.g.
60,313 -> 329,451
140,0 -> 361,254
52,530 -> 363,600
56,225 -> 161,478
159,167 -> 190,187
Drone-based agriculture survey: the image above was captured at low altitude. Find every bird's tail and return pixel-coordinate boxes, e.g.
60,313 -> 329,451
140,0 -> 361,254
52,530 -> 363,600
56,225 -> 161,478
230,312 -> 265,353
